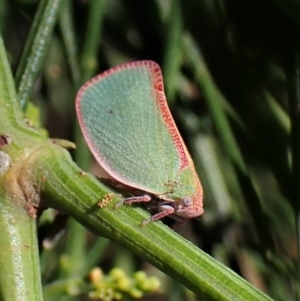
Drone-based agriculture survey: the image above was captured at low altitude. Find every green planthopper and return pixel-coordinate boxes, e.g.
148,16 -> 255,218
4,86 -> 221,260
76,61 -> 204,226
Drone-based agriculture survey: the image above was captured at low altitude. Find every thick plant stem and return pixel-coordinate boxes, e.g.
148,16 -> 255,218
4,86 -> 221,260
28,144 -> 274,301
0,192 -> 42,301
0,34 -> 44,301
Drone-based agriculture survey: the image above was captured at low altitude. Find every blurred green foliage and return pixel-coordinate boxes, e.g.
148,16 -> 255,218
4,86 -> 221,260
2,0 -> 299,300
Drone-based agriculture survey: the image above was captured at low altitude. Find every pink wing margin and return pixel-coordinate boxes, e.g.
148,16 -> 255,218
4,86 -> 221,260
147,61 -> 191,170
75,61 -> 191,189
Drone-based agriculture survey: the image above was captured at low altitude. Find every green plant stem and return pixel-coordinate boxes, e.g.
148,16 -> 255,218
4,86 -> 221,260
0,35 -> 43,301
0,192 -> 42,301
162,0 -> 183,101
80,237 -> 110,276
43,279 -> 77,300
58,0 -> 87,278
27,144 -> 273,301
15,0 -> 63,110
59,0 -> 107,278
59,0 -> 80,88
60,218 -> 87,278
75,0 -> 106,169
80,0 -> 106,83
70,0 -> 106,171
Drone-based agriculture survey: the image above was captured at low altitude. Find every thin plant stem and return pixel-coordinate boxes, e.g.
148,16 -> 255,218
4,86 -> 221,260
15,0 -> 63,110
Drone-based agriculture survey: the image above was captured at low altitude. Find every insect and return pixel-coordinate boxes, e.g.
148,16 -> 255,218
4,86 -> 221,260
75,60 -> 204,226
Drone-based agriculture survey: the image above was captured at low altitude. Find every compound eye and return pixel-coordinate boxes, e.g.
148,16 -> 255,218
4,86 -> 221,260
182,196 -> 193,207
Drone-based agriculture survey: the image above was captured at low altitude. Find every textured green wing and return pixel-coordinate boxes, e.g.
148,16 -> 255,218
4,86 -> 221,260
76,61 -> 182,194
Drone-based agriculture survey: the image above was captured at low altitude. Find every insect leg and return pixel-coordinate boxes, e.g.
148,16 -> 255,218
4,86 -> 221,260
142,204 -> 175,226
115,195 -> 152,208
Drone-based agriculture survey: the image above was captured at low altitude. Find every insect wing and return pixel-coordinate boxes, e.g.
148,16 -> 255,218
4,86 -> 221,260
76,61 -> 182,195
